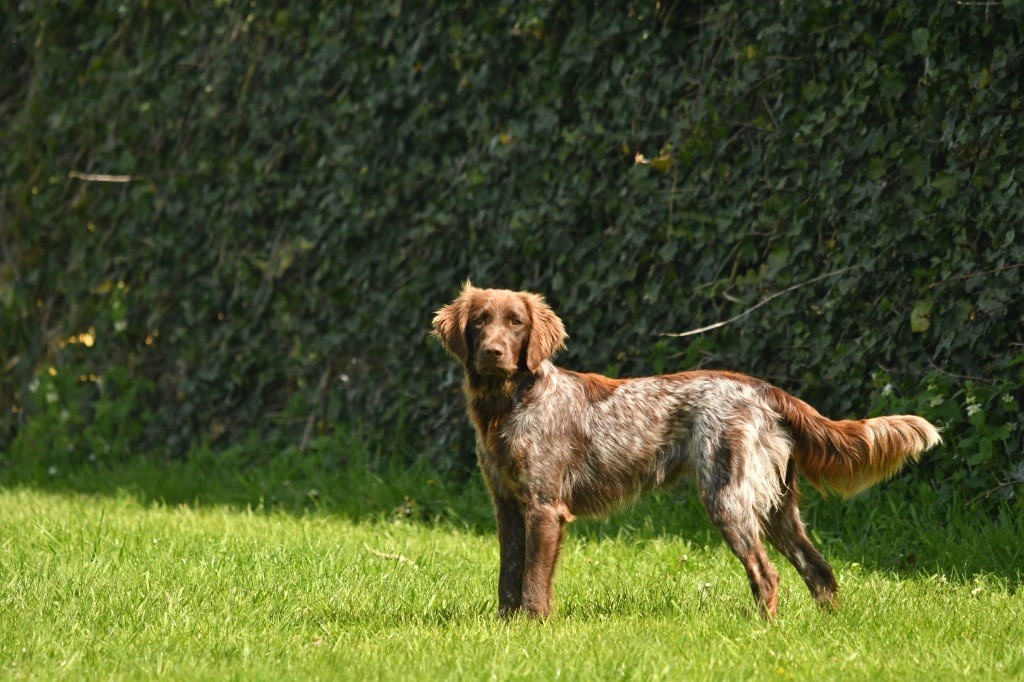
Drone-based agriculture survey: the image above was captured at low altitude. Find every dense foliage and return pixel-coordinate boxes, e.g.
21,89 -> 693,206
2,1 -> 1022,506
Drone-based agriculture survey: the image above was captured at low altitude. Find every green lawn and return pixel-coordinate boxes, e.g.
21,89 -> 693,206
1,451 -> 1022,680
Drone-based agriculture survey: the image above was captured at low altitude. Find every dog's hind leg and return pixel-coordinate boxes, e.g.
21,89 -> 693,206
762,464 -> 838,608
698,474 -> 780,619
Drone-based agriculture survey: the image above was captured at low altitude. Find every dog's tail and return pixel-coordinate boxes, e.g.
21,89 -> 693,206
762,386 -> 941,497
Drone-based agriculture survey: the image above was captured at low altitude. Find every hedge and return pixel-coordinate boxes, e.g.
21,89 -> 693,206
2,1 -> 1022,507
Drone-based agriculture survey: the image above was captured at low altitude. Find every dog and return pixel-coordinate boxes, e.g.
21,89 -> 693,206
432,282 -> 941,619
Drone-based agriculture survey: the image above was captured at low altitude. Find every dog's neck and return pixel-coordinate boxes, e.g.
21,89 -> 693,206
464,368 -> 538,448
464,362 -> 557,437
465,367 -> 533,400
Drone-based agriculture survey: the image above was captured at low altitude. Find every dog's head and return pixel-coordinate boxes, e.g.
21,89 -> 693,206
432,281 -> 567,376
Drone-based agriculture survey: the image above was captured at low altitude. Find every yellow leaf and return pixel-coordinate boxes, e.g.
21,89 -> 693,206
650,154 -> 673,173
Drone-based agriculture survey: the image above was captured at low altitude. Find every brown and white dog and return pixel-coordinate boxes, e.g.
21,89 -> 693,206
432,282 -> 941,619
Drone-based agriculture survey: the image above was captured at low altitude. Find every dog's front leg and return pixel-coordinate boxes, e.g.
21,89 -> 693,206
494,494 -> 526,617
521,502 -> 566,619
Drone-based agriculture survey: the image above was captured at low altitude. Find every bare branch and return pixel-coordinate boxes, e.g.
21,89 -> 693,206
926,262 -> 1024,290
927,360 -> 995,386
68,171 -> 134,183
299,363 -> 334,453
659,266 -> 859,338
966,480 -> 1022,506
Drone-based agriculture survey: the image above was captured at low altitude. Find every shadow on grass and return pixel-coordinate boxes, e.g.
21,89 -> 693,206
3,445 -> 1022,588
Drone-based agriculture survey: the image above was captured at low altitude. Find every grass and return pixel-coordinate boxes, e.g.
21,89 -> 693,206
1,439 -> 1023,680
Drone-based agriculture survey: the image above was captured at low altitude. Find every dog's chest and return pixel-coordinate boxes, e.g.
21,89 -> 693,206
471,417 -> 525,497
468,399 -> 525,495
470,390 -> 567,498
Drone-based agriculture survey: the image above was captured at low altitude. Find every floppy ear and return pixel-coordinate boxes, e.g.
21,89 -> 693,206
432,283 -> 475,364
522,292 -> 567,372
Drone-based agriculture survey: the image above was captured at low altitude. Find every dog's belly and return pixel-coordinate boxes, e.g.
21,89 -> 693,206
558,431 -> 695,517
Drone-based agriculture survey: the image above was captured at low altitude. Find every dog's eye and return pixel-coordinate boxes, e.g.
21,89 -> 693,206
472,316 -> 486,327
508,316 -> 523,326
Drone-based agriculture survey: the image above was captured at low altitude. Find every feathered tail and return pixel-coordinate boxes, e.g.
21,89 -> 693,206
763,386 -> 942,497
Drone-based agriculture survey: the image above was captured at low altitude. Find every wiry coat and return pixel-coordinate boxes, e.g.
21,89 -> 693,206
433,283 -> 941,619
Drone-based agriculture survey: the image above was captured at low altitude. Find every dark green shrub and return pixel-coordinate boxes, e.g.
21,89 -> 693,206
1,1 -> 1021,508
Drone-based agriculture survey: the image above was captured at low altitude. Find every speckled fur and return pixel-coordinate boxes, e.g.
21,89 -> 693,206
433,283 -> 941,619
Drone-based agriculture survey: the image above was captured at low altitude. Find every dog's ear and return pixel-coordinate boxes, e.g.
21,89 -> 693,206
522,291 -> 567,372
432,282 -> 475,364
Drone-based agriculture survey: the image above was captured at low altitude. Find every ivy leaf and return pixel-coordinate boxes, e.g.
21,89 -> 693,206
911,28 -> 930,56
911,299 -> 934,333
801,80 -> 827,101
650,153 -> 673,173
931,172 -> 958,198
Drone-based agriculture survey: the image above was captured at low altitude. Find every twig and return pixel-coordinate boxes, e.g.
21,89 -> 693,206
927,360 -> 995,386
659,266 -> 859,338
0,184 -> 20,279
364,545 -> 418,568
925,262 -> 1024,290
761,95 -> 780,132
966,480 -> 1022,507
68,170 -> 135,183
299,363 -> 334,452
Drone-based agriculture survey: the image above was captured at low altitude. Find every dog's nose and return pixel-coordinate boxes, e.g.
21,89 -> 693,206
482,345 -> 503,358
